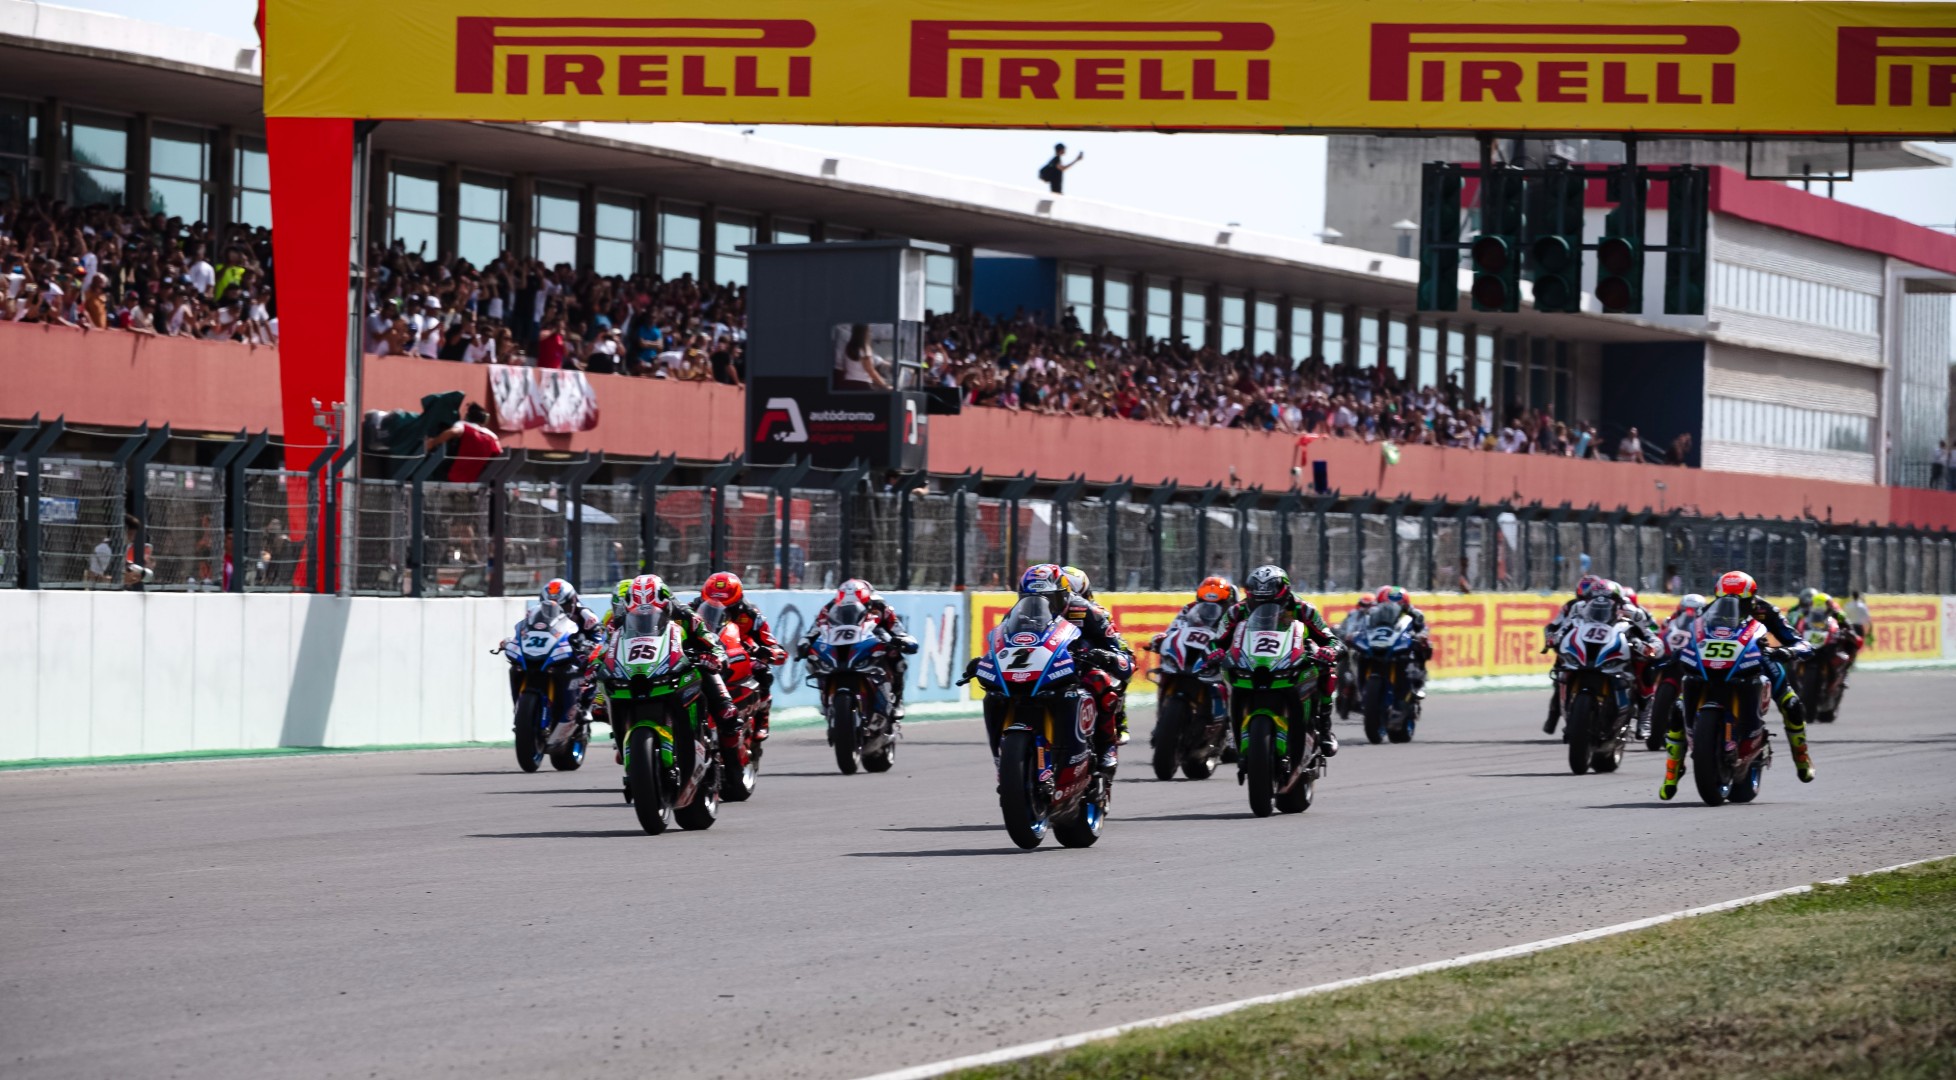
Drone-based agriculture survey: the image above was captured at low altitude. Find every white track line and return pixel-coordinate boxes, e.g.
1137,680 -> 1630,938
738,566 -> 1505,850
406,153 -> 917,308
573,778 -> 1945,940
857,854 -> 1949,1080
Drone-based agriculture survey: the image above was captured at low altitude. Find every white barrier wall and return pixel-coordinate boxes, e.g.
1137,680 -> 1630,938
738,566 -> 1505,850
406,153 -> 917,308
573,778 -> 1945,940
0,591 -> 528,762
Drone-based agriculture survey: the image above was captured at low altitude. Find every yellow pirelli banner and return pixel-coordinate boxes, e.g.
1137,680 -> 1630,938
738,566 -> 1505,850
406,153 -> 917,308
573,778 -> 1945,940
966,591 -> 1947,696
262,1 -> 1956,136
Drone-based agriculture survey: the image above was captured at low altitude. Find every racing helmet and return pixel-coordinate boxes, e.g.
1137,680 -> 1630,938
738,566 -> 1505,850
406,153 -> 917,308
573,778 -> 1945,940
702,571 -> 744,607
1195,575 -> 1234,604
1715,570 -> 1758,601
1575,574 -> 1605,600
1059,565 -> 1093,600
627,574 -> 669,609
1017,563 -> 1072,616
1244,565 -> 1291,604
1676,593 -> 1707,617
1377,585 -> 1408,607
1620,586 -> 1640,608
837,578 -> 874,607
542,578 -> 578,609
1354,595 -> 1375,609
610,578 -> 632,614
1811,591 -> 1833,610
1797,587 -> 1817,608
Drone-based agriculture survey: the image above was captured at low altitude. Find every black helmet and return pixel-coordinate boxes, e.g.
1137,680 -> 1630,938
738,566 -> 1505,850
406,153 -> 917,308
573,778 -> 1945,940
1245,565 -> 1291,603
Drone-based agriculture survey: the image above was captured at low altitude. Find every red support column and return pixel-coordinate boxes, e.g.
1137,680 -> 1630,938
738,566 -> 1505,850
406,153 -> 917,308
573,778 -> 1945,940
265,116 -> 354,469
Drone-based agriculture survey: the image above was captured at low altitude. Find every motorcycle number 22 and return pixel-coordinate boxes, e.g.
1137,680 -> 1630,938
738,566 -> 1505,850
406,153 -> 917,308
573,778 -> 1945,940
1251,633 -> 1284,656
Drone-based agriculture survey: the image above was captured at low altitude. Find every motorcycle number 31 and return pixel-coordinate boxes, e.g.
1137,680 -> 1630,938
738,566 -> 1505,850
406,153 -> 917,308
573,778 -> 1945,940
524,633 -> 553,650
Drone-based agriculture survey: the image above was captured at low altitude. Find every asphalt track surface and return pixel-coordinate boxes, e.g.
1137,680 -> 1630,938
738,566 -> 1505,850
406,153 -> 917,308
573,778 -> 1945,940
3,671 -> 1952,1080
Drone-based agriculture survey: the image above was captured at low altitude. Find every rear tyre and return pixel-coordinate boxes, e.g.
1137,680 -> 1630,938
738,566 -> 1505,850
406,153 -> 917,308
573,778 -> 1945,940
1182,721 -> 1222,781
1245,713 -> 1276,818
1566,694 -> 1595,775
830,691 -> 861,776
1691,707 -> 1732,806
1150,696 -> 1185,781
719,730 -> 756,802
1728,755 -> 1764,803
1361,675 -> 1388,745
1053,783 -> 1104,849
675,743 -> 720,830
626,725 -> 669,835
1644,682 -> 1674,752
862,733 -> 896,773
998,729 -> 1048,849
1592,738 -> 1624,773
549,724 -> 585,771
514,693 -> 545,773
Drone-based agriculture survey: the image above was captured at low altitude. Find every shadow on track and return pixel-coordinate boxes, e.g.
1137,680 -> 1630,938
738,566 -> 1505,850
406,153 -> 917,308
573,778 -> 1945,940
420,770 -> 528,776
762,770 -> 866,778
1471,772 -> 1593,778
879,824 -> 996,833
1121,811 -> 1255,823
485,788 -> 610,796
844,847 -> 1046,858
470,830 -> 648,839
1582,802 -> 1693,810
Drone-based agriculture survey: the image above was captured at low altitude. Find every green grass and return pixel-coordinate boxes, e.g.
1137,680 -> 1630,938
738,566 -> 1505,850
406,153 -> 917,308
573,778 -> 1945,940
957,859 -> 1956,1080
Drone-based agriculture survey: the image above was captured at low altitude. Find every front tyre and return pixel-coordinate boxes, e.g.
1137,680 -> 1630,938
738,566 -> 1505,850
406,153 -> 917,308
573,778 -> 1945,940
998,728 -> 1049,849
719,731 -> 757,802
1691,706 -> 1733,806
1566,693 -> 1595,775
549,722 -> 586,771
830,690 -> 861,776
1245,713 -> 1276,818
514,692 -> 546,773
626,725 -> 669,835
1361,673 -> 1388,745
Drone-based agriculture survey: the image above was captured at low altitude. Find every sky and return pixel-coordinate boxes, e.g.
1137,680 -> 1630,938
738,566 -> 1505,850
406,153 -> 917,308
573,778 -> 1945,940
50,0 -> 1956,241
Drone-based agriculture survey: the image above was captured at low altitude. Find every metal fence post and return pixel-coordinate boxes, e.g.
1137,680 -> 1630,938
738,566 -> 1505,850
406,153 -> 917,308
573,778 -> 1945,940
126,425 -> 172,591
830,458 -> 869,582
1273,489 -> 1303,577
1146,482 -> 1178,592
700,455 -> 744,574
479,451 -> 525,598
563,452 -> 605,589
1101,477 -> 1132,588
632,454 -> 679,578
325,442 -> 356,595
1419,500 -> 1443,592
16,417 -> 66,590
999,474 -> 1038,578
947,470 -> 981,591
1348,494 -> 1379,590
1311,493 -> 1338,591
1051,474 -> 1086,568
405,446 -> 449,598
211,430 -> 269,594
1453,499 -> 1479,592
771,456 -> 814,588
1385,494 -> 1409,586
1234,487 -> 1262,579
1191,484 -> 1224,581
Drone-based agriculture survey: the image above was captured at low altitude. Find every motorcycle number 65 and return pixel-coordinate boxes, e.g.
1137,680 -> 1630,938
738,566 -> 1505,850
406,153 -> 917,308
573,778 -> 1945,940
626,641 -> 659,662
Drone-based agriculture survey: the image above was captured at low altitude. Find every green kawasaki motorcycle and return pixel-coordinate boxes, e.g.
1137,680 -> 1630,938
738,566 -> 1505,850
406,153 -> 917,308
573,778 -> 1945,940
1221,605 -> 1331,818
602,603 -> 721,835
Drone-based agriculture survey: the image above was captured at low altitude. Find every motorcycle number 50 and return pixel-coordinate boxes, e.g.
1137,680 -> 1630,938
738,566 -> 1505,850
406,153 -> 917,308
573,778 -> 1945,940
1700,640 -> 1741,661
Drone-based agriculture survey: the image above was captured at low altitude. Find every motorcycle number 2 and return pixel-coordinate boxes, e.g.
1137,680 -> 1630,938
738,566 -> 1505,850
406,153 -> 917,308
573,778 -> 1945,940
1700,640 -> 1740,661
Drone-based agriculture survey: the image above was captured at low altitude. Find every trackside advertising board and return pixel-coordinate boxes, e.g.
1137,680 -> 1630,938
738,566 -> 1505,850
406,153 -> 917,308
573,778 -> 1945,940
262,1 -> 1956,137
738,590 -> 967,711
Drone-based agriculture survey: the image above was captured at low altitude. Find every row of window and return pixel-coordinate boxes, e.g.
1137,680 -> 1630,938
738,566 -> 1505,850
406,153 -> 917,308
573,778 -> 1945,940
0,99 -> 271,228
1061,263 -> 1520,394
1712,261 -> 1880,337
1705,395 -> 1872,454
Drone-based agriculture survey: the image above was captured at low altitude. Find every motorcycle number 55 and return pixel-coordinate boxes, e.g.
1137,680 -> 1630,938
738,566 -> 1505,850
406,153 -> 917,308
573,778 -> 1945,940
1701,640 -> 1740,661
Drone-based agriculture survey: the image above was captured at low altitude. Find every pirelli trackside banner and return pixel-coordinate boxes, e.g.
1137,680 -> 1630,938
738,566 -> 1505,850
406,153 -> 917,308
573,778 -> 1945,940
260,0 -> 1956,136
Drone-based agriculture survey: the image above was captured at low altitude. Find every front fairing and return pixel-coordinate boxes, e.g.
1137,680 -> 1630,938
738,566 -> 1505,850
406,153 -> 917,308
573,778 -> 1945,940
979,607 -> 1082,697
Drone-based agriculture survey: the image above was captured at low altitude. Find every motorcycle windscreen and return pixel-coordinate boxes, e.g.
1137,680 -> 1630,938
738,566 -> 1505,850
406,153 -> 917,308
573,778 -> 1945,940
999,595 -> 1059,639
697,600 -> 730,634
1580,595 -> 1617,624
830,601 -> 867,629
1371,601 -> 1403,628
1700,596 -> 1748,634
530,599 -> 565,629
1184,601 -> 1225,629
622,604 -> 670,638
1243,603 -> 1291,633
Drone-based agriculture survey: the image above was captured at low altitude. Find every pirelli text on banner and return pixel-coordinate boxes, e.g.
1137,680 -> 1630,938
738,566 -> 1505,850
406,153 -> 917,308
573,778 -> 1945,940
261,0 -> 1956,137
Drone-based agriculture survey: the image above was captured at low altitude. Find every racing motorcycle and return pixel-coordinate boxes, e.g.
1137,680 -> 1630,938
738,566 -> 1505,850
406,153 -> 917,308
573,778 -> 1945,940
968,595 -> 1111,850
1222,605 -> 1331,818
1643,614 -> 1697,751
698,601 -> 766,803
1673,595 -> 1792,806
601,601 -> 721,834
1793,611 -> 1850,724
500,599 -> 590,773
1555,595 -> 1642,775
804,599 -> 899,775
1147,600 -> 1231,781
1350,600 -> 1421,744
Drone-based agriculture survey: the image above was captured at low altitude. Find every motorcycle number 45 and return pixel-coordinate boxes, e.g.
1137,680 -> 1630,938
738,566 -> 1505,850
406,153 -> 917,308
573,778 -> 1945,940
1581,625 -> 1614,643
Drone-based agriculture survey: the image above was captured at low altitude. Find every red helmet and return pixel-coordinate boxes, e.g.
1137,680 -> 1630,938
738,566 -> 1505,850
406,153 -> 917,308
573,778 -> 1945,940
837,578 -> 874,607
1378,586 -> 1408,606
1620,586 -> 1640,608
1195,576 -> 1234,604
627,574 -> 668,610
1575,574 -> 1605,600
1716,570 -> 1758,600
1354,596 -> 1376,609
702,571 -> 743,607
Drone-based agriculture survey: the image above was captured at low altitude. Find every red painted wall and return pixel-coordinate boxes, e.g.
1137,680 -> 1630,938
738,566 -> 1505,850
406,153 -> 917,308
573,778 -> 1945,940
5,325 -> 1953,529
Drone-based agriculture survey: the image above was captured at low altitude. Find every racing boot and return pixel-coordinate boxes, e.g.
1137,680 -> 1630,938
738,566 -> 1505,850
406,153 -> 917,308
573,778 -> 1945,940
1782,698 -> 1815,783
702,670 -> 738,726
1657,727 -> 1687,800
1317,698 -> 1340,758
753,705 -> 771,743
1115,699 -> 1131,745
1543,691 -> 1561,735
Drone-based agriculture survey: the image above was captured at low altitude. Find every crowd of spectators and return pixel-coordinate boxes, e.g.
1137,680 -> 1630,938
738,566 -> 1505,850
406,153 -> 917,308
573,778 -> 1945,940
2,197 -> 275,341
6,197 -> 1676,462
